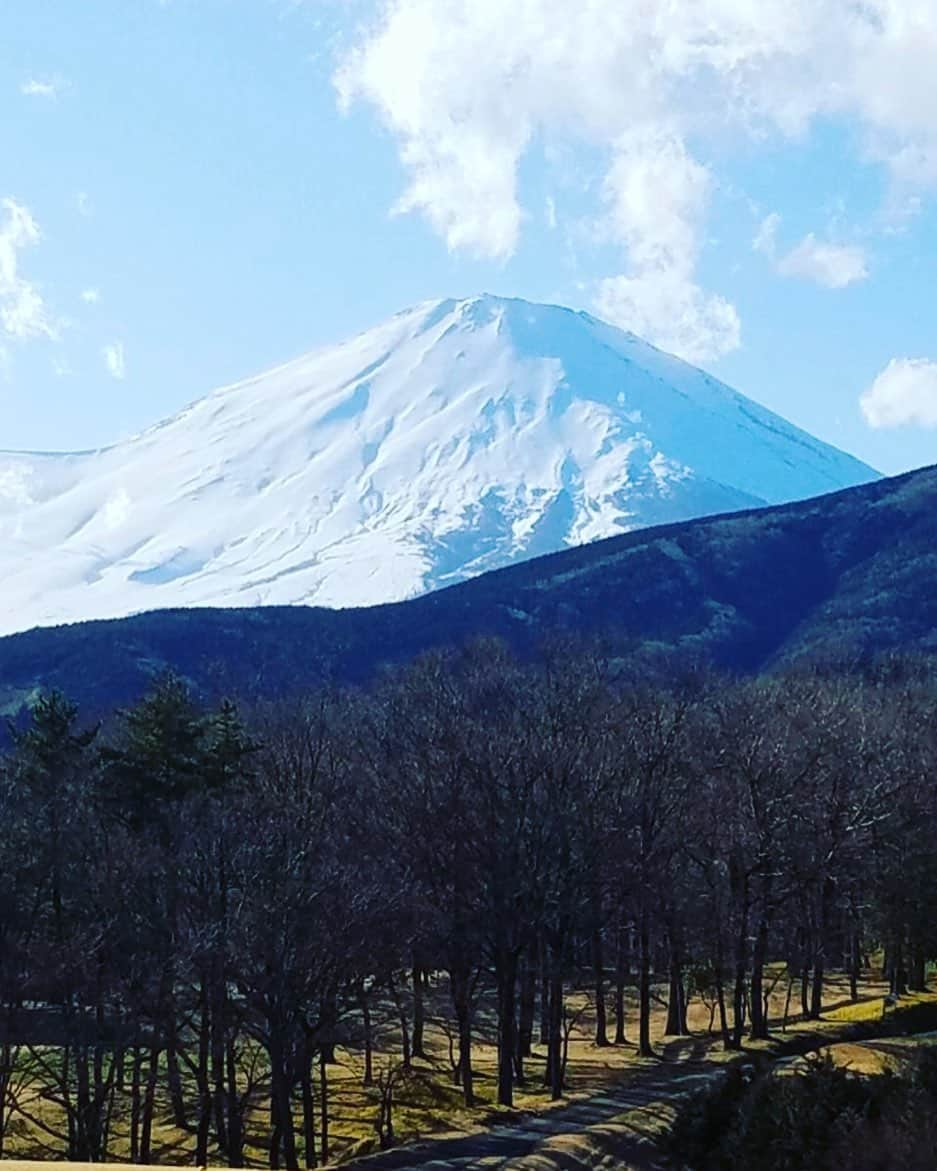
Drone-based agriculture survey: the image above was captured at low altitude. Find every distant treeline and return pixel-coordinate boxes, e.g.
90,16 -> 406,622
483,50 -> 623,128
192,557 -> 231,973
1,641 -> 935,1166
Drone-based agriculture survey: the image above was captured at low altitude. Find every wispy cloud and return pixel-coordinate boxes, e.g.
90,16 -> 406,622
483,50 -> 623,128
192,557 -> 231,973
776,235 -> 868,289
0,197 -> 59,342
81,287 -> 101,305
754,215 -> 868,289
20,76 -> 68,100
752,214 -> 782,258
103,341 -> 126,381
544,196 -> 557,231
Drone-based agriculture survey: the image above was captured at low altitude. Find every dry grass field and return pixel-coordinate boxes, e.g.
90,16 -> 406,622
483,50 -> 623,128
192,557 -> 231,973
1,965 -> 924,1168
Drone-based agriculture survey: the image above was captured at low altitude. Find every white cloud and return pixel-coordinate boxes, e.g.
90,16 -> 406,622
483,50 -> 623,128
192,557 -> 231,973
593,128 -> 739,360
545,196 -> 557,231
776,235 -> 868,288
20,78 -> 63,99
75,192 -> 93,218
753,213 -> 782,257
596,270 -> 740,365
338,0 -> 937,361
103,341 -> 126,381
753,214 -> 868,288
81,287 -> 101,305
602,131 -> 709,272
860,358 -> 937,429
0,198 -> 58,342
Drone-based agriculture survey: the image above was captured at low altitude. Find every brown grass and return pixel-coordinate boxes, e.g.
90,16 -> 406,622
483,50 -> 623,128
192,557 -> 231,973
2,967 -> 928,1168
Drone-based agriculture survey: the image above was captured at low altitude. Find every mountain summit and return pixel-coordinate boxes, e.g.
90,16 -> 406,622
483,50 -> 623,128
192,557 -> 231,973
0,295 -> 876,635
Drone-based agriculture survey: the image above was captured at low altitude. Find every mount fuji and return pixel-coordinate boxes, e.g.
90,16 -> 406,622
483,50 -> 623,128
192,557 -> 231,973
1,295 -> 877,636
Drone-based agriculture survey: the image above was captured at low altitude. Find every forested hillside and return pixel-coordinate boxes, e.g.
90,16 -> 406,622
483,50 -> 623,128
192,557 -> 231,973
1,464 -> 935,720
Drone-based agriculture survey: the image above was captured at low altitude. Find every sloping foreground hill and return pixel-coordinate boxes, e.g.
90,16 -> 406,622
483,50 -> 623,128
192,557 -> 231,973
1,464 -> 935,718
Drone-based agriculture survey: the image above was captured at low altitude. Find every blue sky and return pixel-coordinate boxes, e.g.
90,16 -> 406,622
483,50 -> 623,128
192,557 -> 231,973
3,0 -> 936,477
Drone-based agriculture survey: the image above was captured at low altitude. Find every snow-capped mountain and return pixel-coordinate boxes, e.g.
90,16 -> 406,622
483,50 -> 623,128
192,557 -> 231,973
1,295 -> 877,636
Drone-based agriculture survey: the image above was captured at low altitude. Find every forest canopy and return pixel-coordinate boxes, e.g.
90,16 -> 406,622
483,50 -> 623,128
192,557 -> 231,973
1,642 -> 935,1166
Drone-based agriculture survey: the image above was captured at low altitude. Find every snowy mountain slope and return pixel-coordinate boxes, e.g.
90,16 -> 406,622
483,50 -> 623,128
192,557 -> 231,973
0,295 -> 877,636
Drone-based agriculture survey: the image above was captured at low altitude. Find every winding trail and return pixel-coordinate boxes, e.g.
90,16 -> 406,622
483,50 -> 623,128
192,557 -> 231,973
339,1056 -> 718,1171
337,1007 -> 934,1171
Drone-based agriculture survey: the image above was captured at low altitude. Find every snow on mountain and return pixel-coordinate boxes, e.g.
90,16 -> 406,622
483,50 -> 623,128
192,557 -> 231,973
1,295 -> 877,636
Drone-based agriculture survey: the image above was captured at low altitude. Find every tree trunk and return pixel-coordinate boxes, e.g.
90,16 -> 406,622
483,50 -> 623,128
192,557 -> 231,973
359,986 -> 374,1087
269,1029 -> 298,1171
810,879 -> 834,1020
539,935 -> 550,1047
93,995 -> 111,1162
270,1090 -> 282,1171
715,938 -> 731,1049
226,1033 -> 244,1168
301,1040 -> 317,1169
889,935 -> 908,996
909,946 -> 927,992
849,924 -> 860,1002
547,968 -> 564,1100
731,963 -> 747,1046
320,992 -> 337,1065
592,927 -> 610,1046
412,962 -> 427,1059
665,935 -> 688,1036
638,908 -> 654,1057
74,1042 -> 91,1161
211,975 -> 229,1157
749,910 -> 771,1039
140,1043 -> 160,1166
811,957 -> 825,1019
319,1050 -> 329,1167
166,993 -> 187,1130
614,921 -> 630,1045
129,1044 -> 143,1163
730,885 -> 749,1050
517,953 -> 535,1071
0,1038 -> 8,1161
451,967 -> 474,1107
783,975 -> 794,1032
212,836 -> 231,1157
496,949 -> 518,1107
196,977 -> 212,1168
389,973 -> 411,1070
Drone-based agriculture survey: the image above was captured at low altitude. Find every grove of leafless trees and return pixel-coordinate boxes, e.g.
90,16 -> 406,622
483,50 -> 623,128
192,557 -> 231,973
1,642 -> 935,1166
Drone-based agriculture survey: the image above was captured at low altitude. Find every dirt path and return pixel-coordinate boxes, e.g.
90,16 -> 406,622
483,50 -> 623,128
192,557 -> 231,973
336,1003 -> 937,1171
338,1057 -> 718,1171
